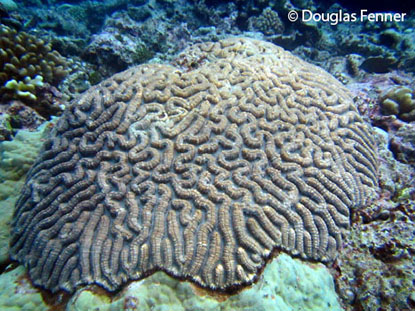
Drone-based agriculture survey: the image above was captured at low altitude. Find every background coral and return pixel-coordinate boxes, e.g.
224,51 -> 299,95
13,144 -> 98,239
248,7 -> 284,35
380,86 -> 415,122
0,25 -> 68,105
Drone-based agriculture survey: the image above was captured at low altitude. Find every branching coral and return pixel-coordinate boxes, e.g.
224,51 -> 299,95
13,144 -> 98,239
0,24 -> 68,104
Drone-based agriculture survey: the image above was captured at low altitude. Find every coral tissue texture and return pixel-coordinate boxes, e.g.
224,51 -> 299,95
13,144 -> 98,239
10,38 -> 378,293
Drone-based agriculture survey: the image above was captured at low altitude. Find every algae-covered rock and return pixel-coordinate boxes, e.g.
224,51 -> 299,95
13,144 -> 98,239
0,113 -> 13,141
360,55 -> 398,73
67,254 -> 342,311
389,123 -> 415,164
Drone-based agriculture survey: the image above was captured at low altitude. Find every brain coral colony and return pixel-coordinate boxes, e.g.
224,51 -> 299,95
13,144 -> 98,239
10,38 -> 378,295
0,25 -> 68,119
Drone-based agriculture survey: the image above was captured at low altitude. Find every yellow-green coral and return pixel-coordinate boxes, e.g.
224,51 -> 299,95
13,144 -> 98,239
0,24 -> 68,103
381,86 -> 415,121
5,75 -> 44,101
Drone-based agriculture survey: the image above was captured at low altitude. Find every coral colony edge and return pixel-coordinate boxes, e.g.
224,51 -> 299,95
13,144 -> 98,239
10,38 -> 378,296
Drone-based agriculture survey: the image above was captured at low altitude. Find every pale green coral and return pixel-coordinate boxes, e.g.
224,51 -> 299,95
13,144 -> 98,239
0,196 -> 16,265
0,121 -> 50,199
67,254 -> 342,311
0,253 -> 343,311
0,266 -> 47,311
0,253 -> 344,311
0,121 -> 53,264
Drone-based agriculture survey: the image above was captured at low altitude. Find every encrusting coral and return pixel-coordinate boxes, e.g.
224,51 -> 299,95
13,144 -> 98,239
0,120 -> 54,264
0,24 -> 68,104
10,37 -> 378,294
